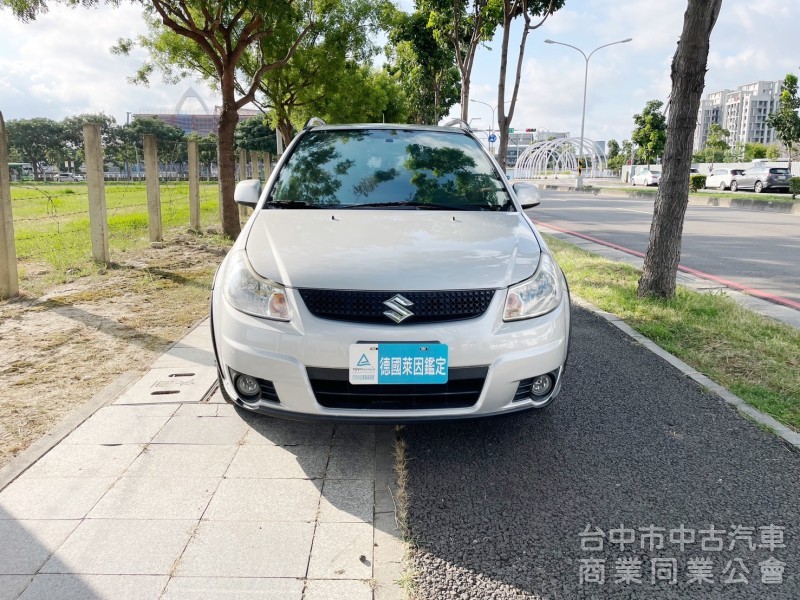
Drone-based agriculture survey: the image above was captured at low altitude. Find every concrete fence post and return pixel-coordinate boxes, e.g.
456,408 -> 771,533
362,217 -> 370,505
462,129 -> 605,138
250,151 -> 259,182
143,134 -> 163,243
83,123 -> 110,263
238,149 -> 247,181
264,152 -> 272,179
188,139 -> 201,232
0,112 -> 19,298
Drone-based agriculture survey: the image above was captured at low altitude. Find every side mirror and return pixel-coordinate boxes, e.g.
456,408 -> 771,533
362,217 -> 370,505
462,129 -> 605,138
512,181 -> 541,209
234,179 -> 262,208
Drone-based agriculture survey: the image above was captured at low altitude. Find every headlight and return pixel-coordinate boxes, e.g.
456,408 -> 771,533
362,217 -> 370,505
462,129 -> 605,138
223,250 -> 290,320
503,253 -> 562,321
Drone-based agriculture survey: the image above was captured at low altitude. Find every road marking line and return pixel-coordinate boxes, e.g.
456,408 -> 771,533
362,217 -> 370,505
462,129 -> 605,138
534,220 -> 800,311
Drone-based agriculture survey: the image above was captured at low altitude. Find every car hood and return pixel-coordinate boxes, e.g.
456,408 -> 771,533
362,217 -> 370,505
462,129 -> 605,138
244,210 -> 541,290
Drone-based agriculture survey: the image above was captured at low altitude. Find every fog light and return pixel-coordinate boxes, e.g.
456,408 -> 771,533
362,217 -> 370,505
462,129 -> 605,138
235,374 -> 260,398
530,375 -> 553,397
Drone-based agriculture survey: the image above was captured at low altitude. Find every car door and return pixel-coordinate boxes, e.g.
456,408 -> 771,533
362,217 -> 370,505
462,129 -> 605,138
737,169 -> 755,189
706,170 -> 721,188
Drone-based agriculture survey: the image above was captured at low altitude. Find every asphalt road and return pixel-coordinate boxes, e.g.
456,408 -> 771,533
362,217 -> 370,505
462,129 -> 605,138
403,306 -> 800,599
530,191 -> 800,305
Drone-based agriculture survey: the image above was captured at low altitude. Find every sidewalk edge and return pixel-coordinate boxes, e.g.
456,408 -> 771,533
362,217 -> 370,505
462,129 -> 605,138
572,296 -> 800,451
0,370 -> 140,492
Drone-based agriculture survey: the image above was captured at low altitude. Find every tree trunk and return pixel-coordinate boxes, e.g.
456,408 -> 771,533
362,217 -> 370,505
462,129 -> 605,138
495,8 -> 513,172
217,93 -> 241,239
638,0 -> 723,298
460,74 -> 471,123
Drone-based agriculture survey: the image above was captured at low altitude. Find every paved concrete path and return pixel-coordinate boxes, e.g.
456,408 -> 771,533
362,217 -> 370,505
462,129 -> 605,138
0,321 -> 404,600
403,306 -> 800,599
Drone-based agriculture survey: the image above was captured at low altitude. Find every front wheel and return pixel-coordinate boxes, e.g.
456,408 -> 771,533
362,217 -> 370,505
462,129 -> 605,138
731,180 -> 739,192
754,181 -> 763,193
719,181 -> 726,191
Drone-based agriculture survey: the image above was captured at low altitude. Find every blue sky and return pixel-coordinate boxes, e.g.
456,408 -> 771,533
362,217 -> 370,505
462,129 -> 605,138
0,0 -> 797,145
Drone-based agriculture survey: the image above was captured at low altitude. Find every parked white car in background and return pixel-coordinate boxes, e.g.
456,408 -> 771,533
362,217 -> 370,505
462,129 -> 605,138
631,169 -> 660,186
705,168 -> 744,191
55,173 -> 85,182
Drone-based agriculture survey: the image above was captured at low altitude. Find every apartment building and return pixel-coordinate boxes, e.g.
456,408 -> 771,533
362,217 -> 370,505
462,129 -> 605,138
693,80 -> 783,151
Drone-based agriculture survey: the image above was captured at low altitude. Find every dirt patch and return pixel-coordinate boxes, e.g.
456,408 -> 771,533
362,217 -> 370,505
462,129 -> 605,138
0,233 -> 231,469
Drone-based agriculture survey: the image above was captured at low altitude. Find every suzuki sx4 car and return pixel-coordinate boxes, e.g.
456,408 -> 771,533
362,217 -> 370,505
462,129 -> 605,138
211,121 -> 571,421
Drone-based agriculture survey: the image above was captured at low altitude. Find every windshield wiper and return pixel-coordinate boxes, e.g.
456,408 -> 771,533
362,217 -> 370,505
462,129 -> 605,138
263,200 -> 322,209
342,201 -> 469,210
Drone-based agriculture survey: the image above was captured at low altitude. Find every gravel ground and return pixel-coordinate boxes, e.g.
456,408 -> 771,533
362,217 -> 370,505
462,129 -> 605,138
402,306 -> 800,599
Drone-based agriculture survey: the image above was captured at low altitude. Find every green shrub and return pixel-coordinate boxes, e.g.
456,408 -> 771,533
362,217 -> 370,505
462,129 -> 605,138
790,177 -> 800,199
689,174 -> 706,192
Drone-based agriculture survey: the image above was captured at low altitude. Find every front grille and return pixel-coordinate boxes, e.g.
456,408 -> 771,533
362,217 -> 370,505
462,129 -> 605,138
297,289 -> 496,325
307,366 -> 488,410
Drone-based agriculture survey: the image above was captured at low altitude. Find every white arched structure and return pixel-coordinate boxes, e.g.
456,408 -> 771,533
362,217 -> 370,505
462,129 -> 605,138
512,137 -> 607,179
175,87 -> 211,114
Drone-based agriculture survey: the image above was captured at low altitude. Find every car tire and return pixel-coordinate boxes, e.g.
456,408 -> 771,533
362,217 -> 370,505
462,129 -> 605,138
719,181 -> 726,191
731,181 -> 738,192
631,179 -> 636,186
754,181 -> 763,193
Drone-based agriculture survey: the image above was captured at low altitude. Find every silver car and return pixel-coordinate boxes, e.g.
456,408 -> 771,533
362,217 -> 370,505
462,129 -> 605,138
211,121 -> 571,421
732,167 -> 791,193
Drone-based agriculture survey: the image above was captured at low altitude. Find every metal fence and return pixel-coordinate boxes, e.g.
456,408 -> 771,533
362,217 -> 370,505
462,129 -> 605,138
0,116 -> 271,298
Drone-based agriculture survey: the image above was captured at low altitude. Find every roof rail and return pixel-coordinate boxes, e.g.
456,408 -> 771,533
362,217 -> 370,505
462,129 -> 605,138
442,118 -> 471,132
303,117 -> 327,129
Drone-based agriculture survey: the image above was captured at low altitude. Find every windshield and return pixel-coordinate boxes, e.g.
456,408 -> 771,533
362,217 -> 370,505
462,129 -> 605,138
268,129 -> 512,210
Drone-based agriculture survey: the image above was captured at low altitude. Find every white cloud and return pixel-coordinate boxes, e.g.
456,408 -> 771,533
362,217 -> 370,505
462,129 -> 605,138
0,0 -> 797,145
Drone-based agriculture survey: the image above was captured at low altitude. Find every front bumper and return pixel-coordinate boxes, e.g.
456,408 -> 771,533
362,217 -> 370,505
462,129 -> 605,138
211,284 -> 570,422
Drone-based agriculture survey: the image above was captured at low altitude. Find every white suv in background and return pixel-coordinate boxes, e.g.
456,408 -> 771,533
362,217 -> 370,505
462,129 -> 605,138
210,121 -> 571,422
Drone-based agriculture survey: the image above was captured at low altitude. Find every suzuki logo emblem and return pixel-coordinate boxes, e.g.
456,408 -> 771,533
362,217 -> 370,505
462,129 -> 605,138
383,294 -> 414,324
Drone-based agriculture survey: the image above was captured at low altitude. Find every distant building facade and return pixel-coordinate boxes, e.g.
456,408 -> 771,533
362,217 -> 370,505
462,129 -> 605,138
503,130 -> 570,167
693,80 -> 783,152
133,87 -> 261,136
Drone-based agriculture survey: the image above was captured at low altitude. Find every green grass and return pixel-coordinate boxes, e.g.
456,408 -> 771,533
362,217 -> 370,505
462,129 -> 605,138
603,184 -> 799,204
545,234 -> 800,432
10,181 -> 224,288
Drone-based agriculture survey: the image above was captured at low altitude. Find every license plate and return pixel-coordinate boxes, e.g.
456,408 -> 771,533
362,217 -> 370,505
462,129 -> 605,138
349,343 -> 448,385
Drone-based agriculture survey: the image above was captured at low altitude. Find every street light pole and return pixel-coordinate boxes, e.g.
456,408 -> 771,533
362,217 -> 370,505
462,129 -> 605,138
470,99 -> 496,152
545,37 -> 632,189
470,99 -> 513,157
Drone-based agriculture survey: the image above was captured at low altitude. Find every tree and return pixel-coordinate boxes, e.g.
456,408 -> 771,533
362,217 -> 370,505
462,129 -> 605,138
496,0 -> 563,171
607,139 -> 627,171
5,118 -> 65,179
62,113 -> 120,171
126,116 -> 187,157
638,0 -> 723,299
385,4 -> 460,125
607,139 -> 620,160
744,142 -> 768,161
117,1 -> 312,238
631,100 -> 667,167
196,133 -> 218,180
766,144 -> 781,159
311,65 -> 408,125
235,118 -> 278,155
7,0 -> 313,238
423,0 -> 499,122
247,0 -> 389,142
766,73 -> 800,171
703,122 -> 730,166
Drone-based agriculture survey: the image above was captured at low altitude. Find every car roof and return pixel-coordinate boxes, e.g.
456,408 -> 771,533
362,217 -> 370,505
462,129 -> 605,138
305,123 -> 473,135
